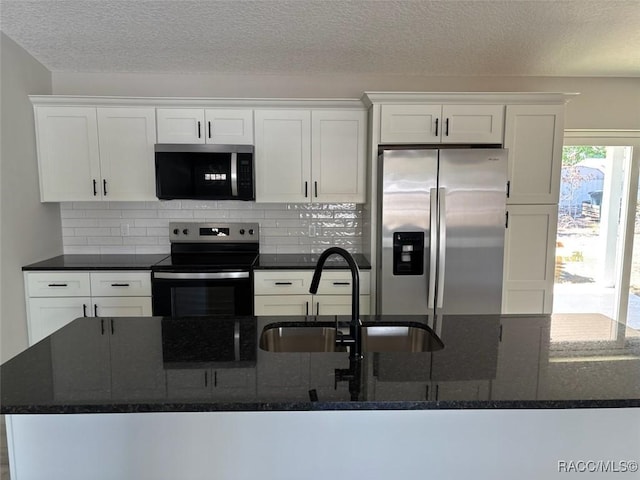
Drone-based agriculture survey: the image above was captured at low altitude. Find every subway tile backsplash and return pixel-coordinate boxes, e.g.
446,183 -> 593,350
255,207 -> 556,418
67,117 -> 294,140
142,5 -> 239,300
60,201 -> 364,255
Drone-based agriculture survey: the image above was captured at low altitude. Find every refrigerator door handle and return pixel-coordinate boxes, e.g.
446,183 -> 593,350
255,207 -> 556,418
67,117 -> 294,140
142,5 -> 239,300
437,187 -> 447,309
428,187 -> 438,308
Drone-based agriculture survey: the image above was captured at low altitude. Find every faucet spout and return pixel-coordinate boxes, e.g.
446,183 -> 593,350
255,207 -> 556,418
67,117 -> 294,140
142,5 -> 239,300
310,247 -> 362,358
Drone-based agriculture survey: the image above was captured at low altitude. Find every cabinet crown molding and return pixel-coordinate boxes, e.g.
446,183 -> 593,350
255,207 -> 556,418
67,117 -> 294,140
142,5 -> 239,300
29,95 -> 366,110
362,92 -> 579,107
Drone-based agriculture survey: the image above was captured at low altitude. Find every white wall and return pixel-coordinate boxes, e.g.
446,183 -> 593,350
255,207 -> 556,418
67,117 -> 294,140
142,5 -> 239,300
0,33 -> 62,362
52,73 -> 640,130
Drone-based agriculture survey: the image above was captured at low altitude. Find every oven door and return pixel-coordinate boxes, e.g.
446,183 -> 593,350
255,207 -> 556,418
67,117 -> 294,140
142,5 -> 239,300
152,271 -> 253,317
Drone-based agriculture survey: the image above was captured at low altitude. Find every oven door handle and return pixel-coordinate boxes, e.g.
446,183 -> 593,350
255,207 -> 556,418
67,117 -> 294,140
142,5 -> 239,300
153,271 -> 250,280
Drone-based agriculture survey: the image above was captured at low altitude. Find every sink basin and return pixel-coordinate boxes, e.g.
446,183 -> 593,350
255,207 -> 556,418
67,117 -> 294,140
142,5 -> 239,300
259,321 -> 444,353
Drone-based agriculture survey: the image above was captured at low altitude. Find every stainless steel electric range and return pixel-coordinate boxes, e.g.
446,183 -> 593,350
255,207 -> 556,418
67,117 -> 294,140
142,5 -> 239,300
151,222 -> 259,317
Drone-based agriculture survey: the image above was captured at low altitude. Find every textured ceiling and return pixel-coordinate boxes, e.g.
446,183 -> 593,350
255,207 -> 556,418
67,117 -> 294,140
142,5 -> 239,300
1,0 -> 639,76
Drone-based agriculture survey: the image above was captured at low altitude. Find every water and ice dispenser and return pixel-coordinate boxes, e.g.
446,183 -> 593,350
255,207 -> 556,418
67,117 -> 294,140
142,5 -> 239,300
392,232 -> 424,275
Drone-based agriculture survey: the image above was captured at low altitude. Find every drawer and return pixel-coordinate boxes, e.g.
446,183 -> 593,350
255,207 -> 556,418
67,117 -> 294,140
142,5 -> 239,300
90,272 -> 151,297
254,270 -> 370,296
254,271 -> 313,295
26,272 -> 91,297
315,271 -> 370,296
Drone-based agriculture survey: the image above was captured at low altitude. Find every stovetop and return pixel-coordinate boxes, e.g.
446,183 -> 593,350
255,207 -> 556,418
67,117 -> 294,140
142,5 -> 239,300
152,222 -> 260,272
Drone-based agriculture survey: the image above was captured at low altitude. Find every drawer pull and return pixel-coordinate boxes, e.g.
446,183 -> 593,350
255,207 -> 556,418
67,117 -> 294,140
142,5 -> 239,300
48,283 -> 68,287
274,282 -> 293,285
110,283 -> 130,287
332,282 -> 350,286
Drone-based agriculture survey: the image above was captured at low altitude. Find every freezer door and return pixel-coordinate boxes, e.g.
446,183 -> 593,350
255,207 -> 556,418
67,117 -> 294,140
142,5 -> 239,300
437,149 -> 507,315
379,149 -> 438,315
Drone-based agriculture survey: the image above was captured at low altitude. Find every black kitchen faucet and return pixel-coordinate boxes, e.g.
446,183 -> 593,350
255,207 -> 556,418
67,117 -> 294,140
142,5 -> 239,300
309,247 -> 362,359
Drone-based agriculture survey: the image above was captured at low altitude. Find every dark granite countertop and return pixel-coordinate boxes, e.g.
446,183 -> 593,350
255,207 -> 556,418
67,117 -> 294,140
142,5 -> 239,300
22,254 -> 170,271
22,253 -> 370,271
2,314 -> 639,414
255,253 -> 371,269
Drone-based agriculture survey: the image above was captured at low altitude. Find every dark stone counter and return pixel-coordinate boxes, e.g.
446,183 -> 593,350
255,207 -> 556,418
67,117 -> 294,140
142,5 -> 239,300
22,254 -> 170,271
2,314 -> 639,414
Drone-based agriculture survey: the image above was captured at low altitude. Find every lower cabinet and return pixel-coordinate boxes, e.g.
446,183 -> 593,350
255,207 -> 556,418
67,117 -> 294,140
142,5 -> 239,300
24,270 -> 152,345
502,204 -> 558,314
253,270 -> 371,316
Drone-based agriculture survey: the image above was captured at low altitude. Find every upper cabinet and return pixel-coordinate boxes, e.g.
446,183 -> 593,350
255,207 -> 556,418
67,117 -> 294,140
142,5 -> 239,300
504,104 -> 565,205
34,105 -> 157,202
254,109 -> 367,203
380,104 -> 504,144
156,108 -> 253,145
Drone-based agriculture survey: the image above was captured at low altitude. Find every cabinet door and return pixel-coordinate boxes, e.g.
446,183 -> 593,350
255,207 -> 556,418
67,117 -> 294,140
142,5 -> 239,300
254,270 -> 312,295
97,108 -> 157,201
311,110 -> 367,203
254,295 -> 312,316
212,368 -> 257,400
205,109 -> 253,144
504,105 -> 564,204
441,105 -> 504,144
502,204 -> 558,314
380,104 -> 441,144
34,106 -> 100,201
166,369 -> 212,399
27,297 -> 90,345
254,110 -> 311,202
92,297 -> 152,317
156,108 -> 205,144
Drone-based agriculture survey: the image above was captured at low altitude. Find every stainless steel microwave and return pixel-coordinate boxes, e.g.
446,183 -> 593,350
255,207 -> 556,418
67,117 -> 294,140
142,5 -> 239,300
155,144 -> 255,200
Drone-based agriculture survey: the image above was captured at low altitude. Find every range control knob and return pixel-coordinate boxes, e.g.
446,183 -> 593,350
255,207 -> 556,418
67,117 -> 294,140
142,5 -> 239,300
173,228 -> 180,235
182,229 -> 189,235
248,229 -> 255,235
239,229 -> 245,235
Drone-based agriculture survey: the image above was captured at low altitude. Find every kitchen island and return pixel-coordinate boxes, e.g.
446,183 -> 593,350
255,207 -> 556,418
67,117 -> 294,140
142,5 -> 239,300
2,314 -> 639,479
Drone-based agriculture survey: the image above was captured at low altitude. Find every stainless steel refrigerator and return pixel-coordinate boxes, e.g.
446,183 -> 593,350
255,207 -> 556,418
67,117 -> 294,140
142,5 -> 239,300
378,148 -> 508,317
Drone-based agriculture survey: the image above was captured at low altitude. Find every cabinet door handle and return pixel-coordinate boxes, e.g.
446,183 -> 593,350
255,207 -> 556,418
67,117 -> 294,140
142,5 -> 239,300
314,181 -> 318,198
110,283 -> 130,287
304,181 -> 308,198
101,318 -> 105,335
204,371 -> 208,387
48,283 -> 68,287
505,211 -> 509,229
274,281 -> 292,285
208,121 -> 212,139
103,179 -> 108,196
435,384 -> 440,401
445,118 -> 449,136
94,304 -> 98,317
197,121 -> 201,138
316,302 -> 320,316
214,371 -> 218,387
332,282 -> 350,286
83,304 -> 88,317
434,118 -> 439,137
111,319 -> 115,335
93,179 -> 97,196
506,180 -> 511,198
305,301 -> 309,316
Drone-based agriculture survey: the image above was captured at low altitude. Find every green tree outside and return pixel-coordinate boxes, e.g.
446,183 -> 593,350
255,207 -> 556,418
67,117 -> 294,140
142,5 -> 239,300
562,146 -> 606,166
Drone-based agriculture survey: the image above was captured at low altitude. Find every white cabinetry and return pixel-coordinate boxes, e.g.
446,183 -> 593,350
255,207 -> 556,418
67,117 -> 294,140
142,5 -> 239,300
34,106 -> 156,202
502,204 -> 558,314
156,108 -> 253,144
254,109 -> 367,203
504,105 -> 564,204
24,271 -> 152,345
380,104 -> 504,144
253,270 -> 371,316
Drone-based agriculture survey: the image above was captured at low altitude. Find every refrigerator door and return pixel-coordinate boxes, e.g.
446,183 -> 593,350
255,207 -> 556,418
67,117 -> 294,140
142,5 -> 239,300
379,149 -> 438,315
437,149 -> 507,315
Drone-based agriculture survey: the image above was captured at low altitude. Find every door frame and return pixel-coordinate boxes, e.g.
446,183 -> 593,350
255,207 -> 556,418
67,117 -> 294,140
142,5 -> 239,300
562,129 -> 640,327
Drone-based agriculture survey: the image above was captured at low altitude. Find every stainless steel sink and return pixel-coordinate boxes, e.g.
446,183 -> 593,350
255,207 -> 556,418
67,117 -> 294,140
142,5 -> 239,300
259,321 -> 444,353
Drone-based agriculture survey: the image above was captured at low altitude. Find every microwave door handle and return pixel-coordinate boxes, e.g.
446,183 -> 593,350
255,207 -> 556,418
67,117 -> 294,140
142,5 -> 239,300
231,152 -> 238,197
